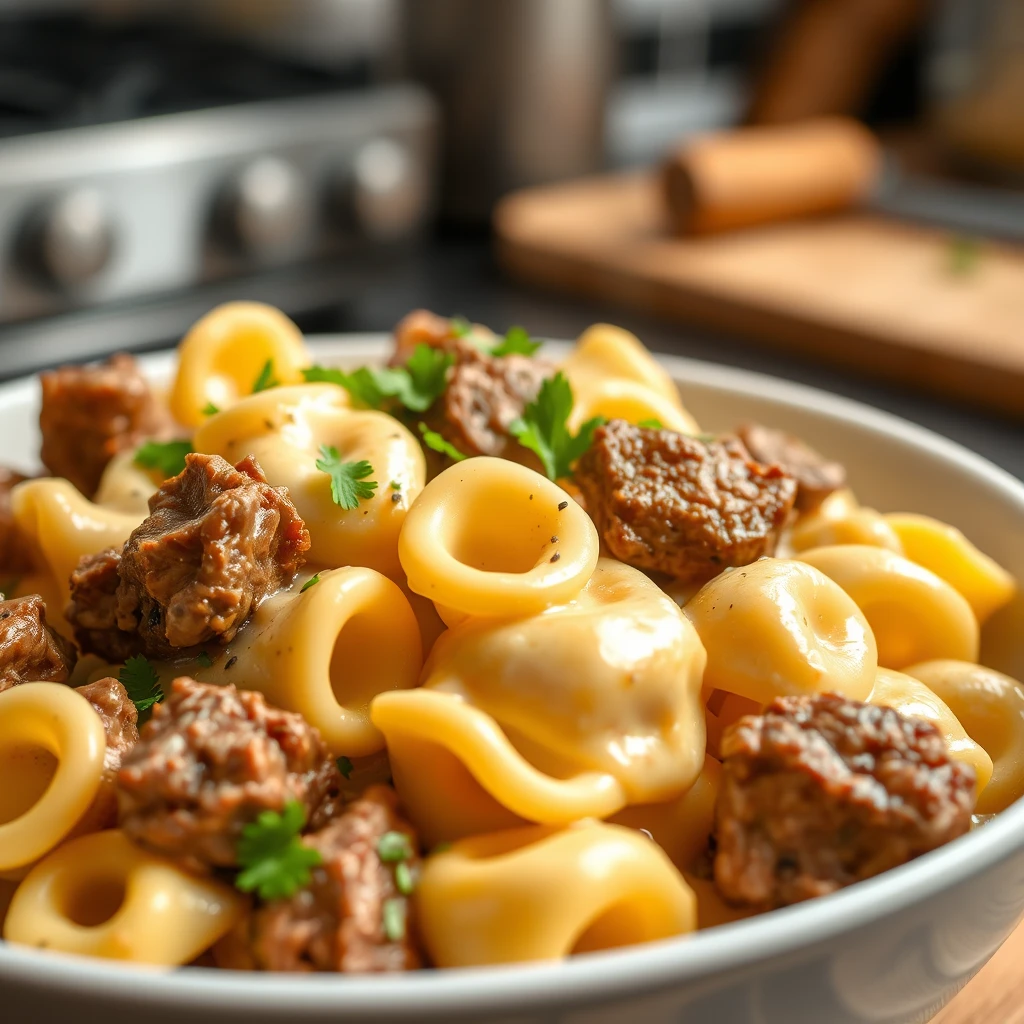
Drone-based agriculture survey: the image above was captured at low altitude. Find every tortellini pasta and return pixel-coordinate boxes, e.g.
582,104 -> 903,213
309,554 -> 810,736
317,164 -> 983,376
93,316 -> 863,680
415,821 -> 697,966
684,557 -> 877,705
92,450 -> 159,515
789,490 -> 903,554
798,545 -> 979,669
194,384 -> 424,580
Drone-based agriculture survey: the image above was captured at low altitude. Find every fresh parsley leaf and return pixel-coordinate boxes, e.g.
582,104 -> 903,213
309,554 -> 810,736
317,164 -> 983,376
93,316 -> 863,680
637,418 -> 663,429
449,316 -> 473,338
377,831 -> 413,863
301,365 -> 348,387
134,440 -> 192,478
508,372 -> 604,481
303,364 -> 399,409
119,654 -> 163,720
315,445 -> 378,510
491,325 -> 541,357
395,861 -> 415,896
418,422 -> 466,462
236,801 -> 322,901
401,344 -> 453,412
300,572 -> 321,594
336,755 -> 353,779
389,480 -> 401,491
382,897 -> 407,942
201,401 -> 220,416
196,650 -> 213,668
252,359 -> 280,393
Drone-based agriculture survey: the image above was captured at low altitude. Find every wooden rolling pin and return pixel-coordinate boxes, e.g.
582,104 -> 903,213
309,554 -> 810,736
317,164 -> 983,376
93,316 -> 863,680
662,118 -> 882,236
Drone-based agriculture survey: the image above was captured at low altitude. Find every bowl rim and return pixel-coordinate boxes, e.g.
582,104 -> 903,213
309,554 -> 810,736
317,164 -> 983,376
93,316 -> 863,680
2,333 -> 1023,1016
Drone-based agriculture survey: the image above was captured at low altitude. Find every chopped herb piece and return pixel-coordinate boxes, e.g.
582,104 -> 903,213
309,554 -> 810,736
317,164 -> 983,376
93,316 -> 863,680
300,572 -> 321,594
449,315 -> 473,338
315,446 -> 378,510
236,801 -> 322,901
637,418 -> 663,429
491,325 -> 541,357
196,650 -> 213,668
301,365 -> 349,387
401,344 -> 454,412
336,755 -> 353,779
418,422 -> 467,462
252,359 -> 280,393
389,480 -> 402,491
377,831 -> 413,863
119,654 -> 163,720
134,440 -> 192,478
201,401 -> 220,416
395,861 -> 415,896
382,897 -> 407,942
508,372 -> 604,481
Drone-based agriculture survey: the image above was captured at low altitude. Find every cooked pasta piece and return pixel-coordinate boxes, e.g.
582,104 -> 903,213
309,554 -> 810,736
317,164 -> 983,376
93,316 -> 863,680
568,377 -> 699,436
0,683 -> 106,875
789,499 -> 903,554
415,821 -> 697,966
798,545 -> 979,669
399,457 -> 599,622
684,558 -> 877,705
194,384 -> 422,580
92,449 -> 158,515
885,513 -> 1016,625
4,830 -> 245,964
902,660 -> 1024,815
202,568 -> 422,757
373,558 -> 706,844
170,301 -> 310,427
868,668 -> 993,794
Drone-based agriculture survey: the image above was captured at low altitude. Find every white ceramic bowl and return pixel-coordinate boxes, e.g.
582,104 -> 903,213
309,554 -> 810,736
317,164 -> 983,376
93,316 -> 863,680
3,337 -> 1024,1024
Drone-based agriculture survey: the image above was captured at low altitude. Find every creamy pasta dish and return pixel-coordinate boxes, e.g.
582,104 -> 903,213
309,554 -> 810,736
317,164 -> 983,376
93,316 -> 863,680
0,302 -> 1017,972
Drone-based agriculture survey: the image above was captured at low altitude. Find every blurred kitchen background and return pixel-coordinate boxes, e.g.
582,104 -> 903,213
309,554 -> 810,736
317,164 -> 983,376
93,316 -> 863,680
0,0 -> 1022,468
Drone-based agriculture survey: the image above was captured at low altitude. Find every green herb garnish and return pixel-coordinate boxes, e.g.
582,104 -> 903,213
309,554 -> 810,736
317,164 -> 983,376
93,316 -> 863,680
449,316 -> 473,338
201,401 -> 220,416
637,418 -> 663,429
336,755 -> 353,779
389,480 -> 402,491
382,897 -> 407,942
134,440 -> 192,478
491,325 -> 541,357
315,445 -> 378,510
196,650 -> 213,669
119,654 -> 163,720
300,572 -> 321,594
418,422 -> 467,462
235,801 -> 322,901
395,861 -> 415,896
252,359 -> 280,393
377,831 -> 413,863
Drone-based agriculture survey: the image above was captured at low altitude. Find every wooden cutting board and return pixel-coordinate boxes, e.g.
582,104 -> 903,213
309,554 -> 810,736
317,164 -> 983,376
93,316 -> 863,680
936,918 -> 1024,1023
494,173 -> 1024,417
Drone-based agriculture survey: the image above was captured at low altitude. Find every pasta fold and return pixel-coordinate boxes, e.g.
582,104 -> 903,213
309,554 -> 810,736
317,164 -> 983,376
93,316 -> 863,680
568,377 -> 699,436
789,490 -> 903,554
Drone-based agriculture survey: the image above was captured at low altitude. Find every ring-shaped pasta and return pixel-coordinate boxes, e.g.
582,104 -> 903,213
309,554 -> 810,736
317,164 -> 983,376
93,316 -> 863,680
798,545 -> 979,669
415,821 -> 696,966
684,558 -> 877,705
789,506 -> 903,554
170,301 -> 310,427
194,384 -> 423,579
885,513 -> 1016,625
10,479 -> 143,605
399,458 -> 599,619
203,567 -> 422,758
4,830 -> 245,964
561,323 -> 684,410
902,660 -> 1024,815
372,689 -> 627,846
567,378 -> 699,435
92,450 -> 159,515
868,668 -> 993,794
0,683 -> 106,874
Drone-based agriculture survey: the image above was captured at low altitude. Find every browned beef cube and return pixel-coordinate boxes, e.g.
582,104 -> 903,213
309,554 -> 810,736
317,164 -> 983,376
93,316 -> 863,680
39,353 -> 172,498
714,694 -> 975,910
66,548 -> 144,662
0,594 -> 76,692
118,677 -> 339,871
115,453 -> 309,656
575,420 -> 797,583
736,423 -> 846,514
215,786 -> 422,973
390,308 -> 466,366
0,467 -> 34,576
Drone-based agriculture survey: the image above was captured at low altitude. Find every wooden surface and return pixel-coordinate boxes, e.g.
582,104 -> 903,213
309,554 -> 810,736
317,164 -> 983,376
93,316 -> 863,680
936,918 -> 1024,1023
494,173 -> 1024,417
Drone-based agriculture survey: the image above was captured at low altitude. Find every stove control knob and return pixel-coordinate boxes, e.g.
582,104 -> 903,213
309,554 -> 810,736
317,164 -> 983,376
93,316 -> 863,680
222,156 -> 312,261
28,188 -> 114,288
346,139 -> 429,242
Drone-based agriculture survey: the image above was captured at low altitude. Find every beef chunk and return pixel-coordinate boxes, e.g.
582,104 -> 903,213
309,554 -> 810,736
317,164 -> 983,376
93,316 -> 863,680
215,786 -> 422,972
39,353 -> 172,498
118,677 -> 339,870
390,308 -> 468,366
0,594 -> 76,692
74,677 -> 140,832
714,693 -> 975,910
0,467 -> 33,576
575,420 -> 797,583
66,548 -> 144,662
735,424 -> 846,514
114,453 -> 309,656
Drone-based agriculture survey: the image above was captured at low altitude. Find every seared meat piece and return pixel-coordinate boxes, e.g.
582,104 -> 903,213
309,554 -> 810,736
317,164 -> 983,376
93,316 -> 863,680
0,594 -> 76,692
115,453 -> 309,657
66,548 -> 144,662
118,677 -> 339,870
714,693 -> 975,910
39,353 -> 171,498
390,308 -> 468,366
74,676 -> 140,832
575,420 -> 797,583
215,786 -> 422,972
736,423 -> 846,514
0,467 -> 33,576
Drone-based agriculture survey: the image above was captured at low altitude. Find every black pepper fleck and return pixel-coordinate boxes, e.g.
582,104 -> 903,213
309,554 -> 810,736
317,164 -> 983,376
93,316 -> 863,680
225,656 -> 237,670
264,419 -> 275,430
557,501 -> 568,511
550,535 -> 559,543
391,492 -> 401,503
550,552 -> 561,563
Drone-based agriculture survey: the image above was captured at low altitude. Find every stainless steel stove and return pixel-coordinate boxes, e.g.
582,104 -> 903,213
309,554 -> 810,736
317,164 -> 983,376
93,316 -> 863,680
0,14 -> 438,376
